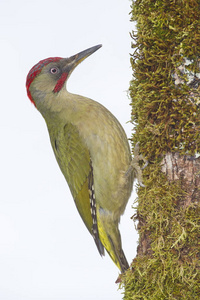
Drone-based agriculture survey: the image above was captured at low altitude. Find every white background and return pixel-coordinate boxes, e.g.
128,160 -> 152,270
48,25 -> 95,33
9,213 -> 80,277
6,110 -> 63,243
0,1 -> 138,299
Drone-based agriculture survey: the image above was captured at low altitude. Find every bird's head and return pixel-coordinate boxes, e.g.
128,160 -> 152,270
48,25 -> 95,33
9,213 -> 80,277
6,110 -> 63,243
26,44 -> 102,108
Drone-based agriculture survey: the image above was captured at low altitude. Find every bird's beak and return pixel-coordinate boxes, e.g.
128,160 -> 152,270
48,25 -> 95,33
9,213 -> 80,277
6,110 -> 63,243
63,44 -> 102,74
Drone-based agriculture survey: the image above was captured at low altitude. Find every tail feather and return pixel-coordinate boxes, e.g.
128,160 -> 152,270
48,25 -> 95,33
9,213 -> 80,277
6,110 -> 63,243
108,235 -> 129,273
118,249 -> 129,273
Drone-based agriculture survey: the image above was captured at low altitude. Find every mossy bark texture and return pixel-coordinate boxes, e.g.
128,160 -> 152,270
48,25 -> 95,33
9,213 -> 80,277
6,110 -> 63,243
122,1 -> 200,299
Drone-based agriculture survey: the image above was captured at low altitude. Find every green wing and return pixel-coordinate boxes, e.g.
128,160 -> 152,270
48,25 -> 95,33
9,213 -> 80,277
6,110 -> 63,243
50,122 -> 104,255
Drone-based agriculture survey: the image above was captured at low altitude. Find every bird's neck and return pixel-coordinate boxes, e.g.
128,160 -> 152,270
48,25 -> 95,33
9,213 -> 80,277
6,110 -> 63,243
35,89 -> 72,122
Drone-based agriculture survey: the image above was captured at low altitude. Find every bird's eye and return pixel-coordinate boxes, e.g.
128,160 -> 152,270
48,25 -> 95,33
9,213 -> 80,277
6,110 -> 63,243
50,67 -> 59,74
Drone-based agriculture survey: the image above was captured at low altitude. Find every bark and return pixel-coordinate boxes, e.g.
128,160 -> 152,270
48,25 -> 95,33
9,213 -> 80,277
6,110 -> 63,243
161,153 -> 200,207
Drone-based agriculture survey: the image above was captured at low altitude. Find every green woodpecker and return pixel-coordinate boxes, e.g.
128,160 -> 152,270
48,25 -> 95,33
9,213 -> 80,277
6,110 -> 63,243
26,45 -> 143,273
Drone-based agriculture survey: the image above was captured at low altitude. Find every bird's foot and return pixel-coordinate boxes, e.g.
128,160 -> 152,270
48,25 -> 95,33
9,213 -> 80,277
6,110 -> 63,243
125,142 -> 147,187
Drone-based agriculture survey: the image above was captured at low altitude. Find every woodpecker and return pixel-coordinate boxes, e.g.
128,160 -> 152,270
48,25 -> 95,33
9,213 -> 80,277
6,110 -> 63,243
26,45 -> 143,273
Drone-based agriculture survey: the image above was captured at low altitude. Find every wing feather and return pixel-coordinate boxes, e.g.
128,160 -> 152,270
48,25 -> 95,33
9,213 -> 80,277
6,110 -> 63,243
50,122 -> 104,254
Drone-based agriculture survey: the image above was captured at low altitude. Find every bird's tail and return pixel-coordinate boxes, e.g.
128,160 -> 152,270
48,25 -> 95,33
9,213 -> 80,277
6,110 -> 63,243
118,248 -> 129,273
107,235 -> 129,273
97,214 -> 129,273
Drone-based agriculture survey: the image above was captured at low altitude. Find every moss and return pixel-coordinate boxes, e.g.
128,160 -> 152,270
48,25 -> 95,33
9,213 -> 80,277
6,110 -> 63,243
121,166 -> 200,299
129,0 -> 200,160
121,0 -> 200,299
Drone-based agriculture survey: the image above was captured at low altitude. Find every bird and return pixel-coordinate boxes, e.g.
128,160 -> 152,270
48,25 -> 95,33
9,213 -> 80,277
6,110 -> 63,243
26,44 -> 144,273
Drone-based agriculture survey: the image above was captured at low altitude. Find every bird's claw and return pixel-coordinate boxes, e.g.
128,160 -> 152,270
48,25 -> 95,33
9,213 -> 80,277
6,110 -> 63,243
127,142 -> 147,187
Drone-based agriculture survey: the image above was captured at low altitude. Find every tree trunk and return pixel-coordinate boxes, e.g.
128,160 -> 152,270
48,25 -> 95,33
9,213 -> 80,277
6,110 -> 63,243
121,1 -> 200,299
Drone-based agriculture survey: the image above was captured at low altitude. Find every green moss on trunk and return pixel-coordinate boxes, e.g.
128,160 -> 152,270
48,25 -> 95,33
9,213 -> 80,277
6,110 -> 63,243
121,1 -> 200,299
130,0 -> 200,158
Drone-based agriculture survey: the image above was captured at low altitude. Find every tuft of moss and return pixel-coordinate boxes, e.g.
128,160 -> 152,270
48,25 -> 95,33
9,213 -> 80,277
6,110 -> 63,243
121,1 -> 200,299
